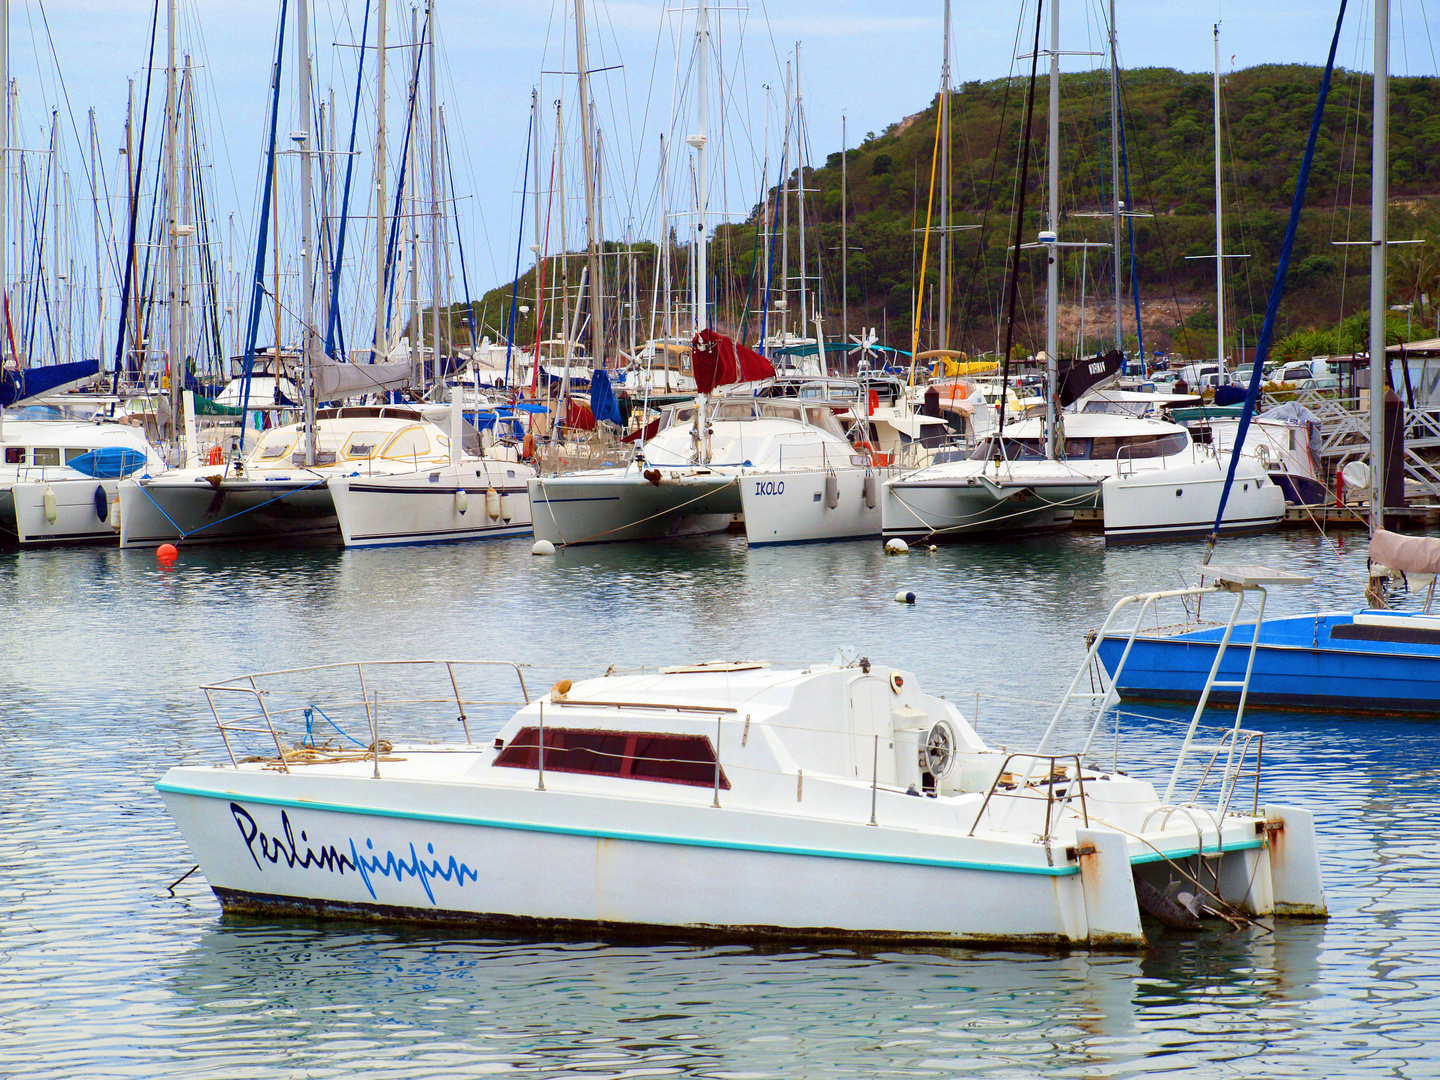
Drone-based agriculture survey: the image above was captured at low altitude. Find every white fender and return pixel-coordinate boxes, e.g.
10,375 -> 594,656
43,485 -> 58,525
454,488 -> 469,515
486,486 -> 501,519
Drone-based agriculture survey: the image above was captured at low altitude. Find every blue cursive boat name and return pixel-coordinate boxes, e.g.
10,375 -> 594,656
229,802 -> 480,904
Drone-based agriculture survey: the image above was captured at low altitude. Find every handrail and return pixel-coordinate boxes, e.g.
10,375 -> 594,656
968,753 -> 1088,842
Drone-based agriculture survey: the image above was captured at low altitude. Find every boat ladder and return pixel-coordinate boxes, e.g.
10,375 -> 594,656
1041,564 -> 1311,818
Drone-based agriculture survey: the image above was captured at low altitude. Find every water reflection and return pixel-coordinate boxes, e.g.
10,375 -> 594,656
3,528 -> 1439,1078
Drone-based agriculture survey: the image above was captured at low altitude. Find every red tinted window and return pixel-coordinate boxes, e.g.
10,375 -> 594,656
495,726 -> 729,789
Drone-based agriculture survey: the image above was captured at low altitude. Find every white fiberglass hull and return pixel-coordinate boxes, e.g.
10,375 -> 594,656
159,767 -> 1279,946
119,472 -> 337,548
1101,460 -> 1286,544
882,473 -> 1087,540
8,477 -> 122,544
529,469 -> 740,546
739,467 -> 880,544
329,461 -> 536,547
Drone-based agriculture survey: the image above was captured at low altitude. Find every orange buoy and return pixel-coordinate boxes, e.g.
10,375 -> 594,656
157,543 -> 179,562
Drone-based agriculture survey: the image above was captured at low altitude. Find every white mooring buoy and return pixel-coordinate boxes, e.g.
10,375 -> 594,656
895,590 -> 917,604
531,540 -> 557,556
884,538 -> 909,555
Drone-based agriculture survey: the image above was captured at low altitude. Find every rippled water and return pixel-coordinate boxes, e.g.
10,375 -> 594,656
3,529 -> 1438,1077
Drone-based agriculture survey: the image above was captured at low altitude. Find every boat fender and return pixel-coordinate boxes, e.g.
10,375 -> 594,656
862,472 -> 878,509
884,538 -> 909,555
43,485 -> 58,525
522,432 -> 536,460
499,493 -> 512,522
110,495 -> 122,532
895,590 -> 916,604
94,485 -> 108,522
643,468 -> 663,486
455,488 -> 469,515
485,486 -> 501,519
825,473 -> 840,509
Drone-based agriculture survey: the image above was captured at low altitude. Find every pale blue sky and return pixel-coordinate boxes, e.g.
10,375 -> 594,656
7,0 -> 1403,326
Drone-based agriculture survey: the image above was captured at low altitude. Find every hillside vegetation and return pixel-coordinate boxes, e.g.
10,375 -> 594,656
455,64 -> 1440,366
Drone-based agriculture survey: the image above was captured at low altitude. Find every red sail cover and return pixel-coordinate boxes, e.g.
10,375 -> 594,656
690,328 -> 776,393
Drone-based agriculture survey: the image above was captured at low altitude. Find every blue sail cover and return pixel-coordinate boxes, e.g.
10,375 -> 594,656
0,360 -> 100,406
65,447 -> 148,479
589,368 -> 622,426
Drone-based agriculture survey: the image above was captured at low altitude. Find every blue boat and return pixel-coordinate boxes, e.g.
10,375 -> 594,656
1095,606 -> 1440,716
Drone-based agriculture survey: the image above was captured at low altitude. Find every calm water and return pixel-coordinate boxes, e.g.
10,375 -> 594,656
3,528 -> 1438,1078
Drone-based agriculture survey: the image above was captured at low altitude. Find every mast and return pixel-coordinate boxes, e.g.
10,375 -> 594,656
1044,0 -> 1059,460
1370,0 -> 1389,526
1213,24 -> 1225,369
1109,0 -> 1122,351
940,0 -> 950,352
574,0 -> 604,363
165,0 -> 181,437
181,56 -> 193,405
780,59 -> 791,339
408,5 -> 419,382
298,0 -> 316,464
90,108 -> 103,365
0,0 -> 5,440
660,133 -> 670,340
428,1 -> 441,394
373,0 -> 387,359
841,113 -> 847,358
795,44 -> 806,339
687,0 -> 709,332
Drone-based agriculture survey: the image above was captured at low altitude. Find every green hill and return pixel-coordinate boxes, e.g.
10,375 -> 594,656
452,64 -> 1440,366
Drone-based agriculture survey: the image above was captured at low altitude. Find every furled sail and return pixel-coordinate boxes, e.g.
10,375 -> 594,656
690,329 -> 776,394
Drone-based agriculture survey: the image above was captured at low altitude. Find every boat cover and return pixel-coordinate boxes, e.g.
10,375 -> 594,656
588,368 -> 623,425
691,329 -> 776,394
65,447 -> 147,479
1370,528 -> 1440,576
310,338 -> 412,399
0,359 -> 101,406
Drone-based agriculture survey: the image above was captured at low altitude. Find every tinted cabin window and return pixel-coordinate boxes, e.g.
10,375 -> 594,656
494,727 -> 730,789
4,447 -> 22,464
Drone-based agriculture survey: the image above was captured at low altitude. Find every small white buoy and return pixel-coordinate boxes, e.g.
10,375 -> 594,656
928,544 -> 938,554
895,590 -> 917,604
884,538 -> 909,555
454,487 -> 469,515
531,539 -> 556,556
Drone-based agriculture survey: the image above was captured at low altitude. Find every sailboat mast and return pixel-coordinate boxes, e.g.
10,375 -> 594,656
841,112 -> 847,356
574,0 -> 604,363
1213,25 -> 1225,369
1370,0 -> 1389,525
795,45 -> 805,339
940,0 -> 950,353
1044,0 -> 1059,460
428,0 -> 441,392
91,108 -> 103,365
299,0 -> 316,464
374,0 -> 387,359
1109,0 -> 1122,351
688,0 -> 708,333
166,0 -> 181,442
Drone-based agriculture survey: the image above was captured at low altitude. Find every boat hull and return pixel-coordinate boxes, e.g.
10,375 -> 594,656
1097,611 -> 1440,714
1101,460 -> 1285,544
160,778 -> 1122,946
118,475 -> 337,547
881,475 -> 1084,540
329,462 -> 535,547
739,467 -> 879,545
529,470 -> 739,545
5,477 -> 121,544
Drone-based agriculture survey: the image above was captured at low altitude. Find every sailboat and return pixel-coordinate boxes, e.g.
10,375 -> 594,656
1094,0 -> 1440,714
880,0 -> 1201,542
1098,25 -> 1285,544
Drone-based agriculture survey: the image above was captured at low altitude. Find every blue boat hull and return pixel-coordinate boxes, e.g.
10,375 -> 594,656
1096,611 -> 1440,716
